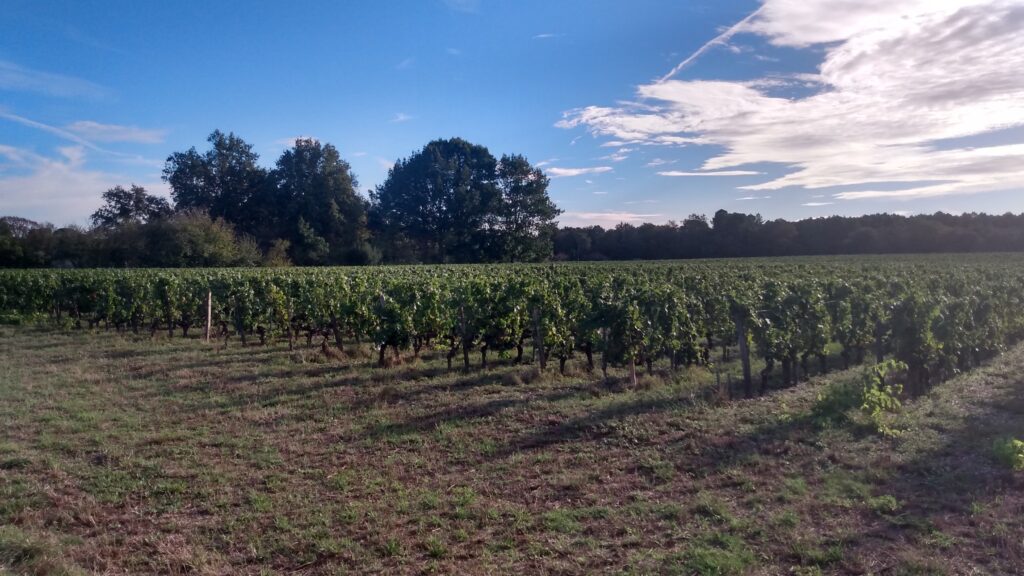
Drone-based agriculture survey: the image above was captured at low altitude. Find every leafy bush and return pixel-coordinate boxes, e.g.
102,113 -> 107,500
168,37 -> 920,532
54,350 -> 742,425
992,437 -> 1024,471
860,360 -> 907,437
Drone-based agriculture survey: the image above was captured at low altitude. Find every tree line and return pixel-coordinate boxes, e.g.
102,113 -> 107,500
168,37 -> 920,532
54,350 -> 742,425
554,210 -> 1024,261
2,129 -> 1024,268
0,131 -> 560,268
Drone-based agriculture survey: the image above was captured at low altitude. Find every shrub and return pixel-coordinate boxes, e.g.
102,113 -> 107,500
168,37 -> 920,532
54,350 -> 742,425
860,360 -> 906,437
992,437 -> 1024,471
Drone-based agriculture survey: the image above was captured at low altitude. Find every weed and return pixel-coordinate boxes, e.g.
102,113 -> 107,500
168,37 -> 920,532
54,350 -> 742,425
867,494 -> 901,515
692,494 -> 733,525
423,536 -> 447,559
992,437 -> 1024,470
540,509 -> 582,534
680,532 -> 754,576
380,537 -> 402,557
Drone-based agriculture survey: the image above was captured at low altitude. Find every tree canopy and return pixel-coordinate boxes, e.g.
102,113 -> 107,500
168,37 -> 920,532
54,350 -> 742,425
90,185 -> 172,229
370,138 -> 560,263
3,131 -> 1024,268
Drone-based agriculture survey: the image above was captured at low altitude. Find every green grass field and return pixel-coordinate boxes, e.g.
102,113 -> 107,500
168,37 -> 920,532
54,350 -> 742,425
1,325 -> 1022,575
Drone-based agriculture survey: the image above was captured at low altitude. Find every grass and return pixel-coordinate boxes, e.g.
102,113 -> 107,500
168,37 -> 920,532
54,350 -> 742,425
0,324 -> 1023,574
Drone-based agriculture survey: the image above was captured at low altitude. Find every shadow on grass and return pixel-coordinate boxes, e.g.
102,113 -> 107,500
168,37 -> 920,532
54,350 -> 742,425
360,386 -> 586,441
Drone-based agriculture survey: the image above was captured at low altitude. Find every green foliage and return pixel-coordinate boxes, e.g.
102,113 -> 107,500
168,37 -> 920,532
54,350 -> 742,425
861,360 -> 907,437
867,494 -> 901,514
992,437 -> 1024,470
371,138 -> 559,263
1,258 -> 1023,393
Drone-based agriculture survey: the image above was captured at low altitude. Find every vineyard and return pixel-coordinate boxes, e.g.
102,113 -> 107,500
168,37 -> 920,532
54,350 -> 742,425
3,255 -> 1024,574
3,255 -> 1024,395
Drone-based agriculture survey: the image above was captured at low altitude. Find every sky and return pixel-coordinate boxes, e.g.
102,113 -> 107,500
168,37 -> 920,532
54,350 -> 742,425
1,0 -> 1023,227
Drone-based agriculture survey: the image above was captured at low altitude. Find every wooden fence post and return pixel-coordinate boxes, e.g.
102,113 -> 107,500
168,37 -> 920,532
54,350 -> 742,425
204,290 -> 212,343
735,315 -> 752,397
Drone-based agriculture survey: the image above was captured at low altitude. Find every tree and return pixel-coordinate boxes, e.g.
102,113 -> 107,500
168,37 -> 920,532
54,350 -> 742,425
162,130 -> 267,234
271,139 -> 370,264
144,210 -> 260,267
90,185 -> 172,229
371,138 -> 499,263
493,154 -> 560,261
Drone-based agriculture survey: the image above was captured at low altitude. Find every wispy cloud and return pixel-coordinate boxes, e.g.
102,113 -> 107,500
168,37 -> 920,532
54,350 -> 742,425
546,166 -> 613,178
659,170 -> 761,177
0,110 -> 159,166
390,112 -> 414,123
396,57 -> 415,70
646,158 -> 676,167
802,201 -> 834,206
560,211 -> 662,226
275,135 -> 319,147
559,0 -> 1024,202
737,195 -> 772,201
532,33 -> 563,40
446,47 -> 462,56
535,158 -> 557,168
65,120 -> 165,143
0,144 -> 168,224
0,60 -> 110,99
601,147 -> 634,162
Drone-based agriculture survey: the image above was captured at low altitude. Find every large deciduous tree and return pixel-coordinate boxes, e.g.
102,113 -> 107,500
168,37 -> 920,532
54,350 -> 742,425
272,139 -> 370,264
371,138 -> 557,263
372,138 -> 498,263
494,154 -> 560,261
90,184 -> 172,229
162,130 -> 268,235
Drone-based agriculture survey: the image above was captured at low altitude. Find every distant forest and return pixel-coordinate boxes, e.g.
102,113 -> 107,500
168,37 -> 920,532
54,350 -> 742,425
2,131 -> 1023,268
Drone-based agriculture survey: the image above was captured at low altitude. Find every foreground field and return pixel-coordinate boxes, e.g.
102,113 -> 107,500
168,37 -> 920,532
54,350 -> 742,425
1,326 -> 1022,575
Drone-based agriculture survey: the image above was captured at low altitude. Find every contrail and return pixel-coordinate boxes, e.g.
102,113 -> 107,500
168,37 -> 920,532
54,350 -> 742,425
0,110 -> 151,164
0,109 -> 112,154
657,5 -> 764,84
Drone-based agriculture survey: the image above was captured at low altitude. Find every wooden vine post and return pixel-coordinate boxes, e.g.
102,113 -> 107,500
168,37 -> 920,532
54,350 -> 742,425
735,314 -> 752,397
204,290 -> 212,343
532,306 -> 547,370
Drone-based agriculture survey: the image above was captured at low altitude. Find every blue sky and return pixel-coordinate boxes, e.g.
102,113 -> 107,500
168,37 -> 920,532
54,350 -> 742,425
2,0 -> 1023,226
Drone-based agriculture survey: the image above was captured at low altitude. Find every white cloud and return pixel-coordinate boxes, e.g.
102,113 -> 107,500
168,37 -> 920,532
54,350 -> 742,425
659,170 -> 762,177
646,158 -> 677,167
802,201 -> 834,206
533,33 -> 563,40
560,211 -> 663,226
535,158 -> 557,167
0,60 -> 109,99
1,110 -> 161,166
0,145 -> 168,225
558,0 -> 1024,202
396,58 -> 415,70
446,47 -> 462,56
601,147 -> 635,162
592,191 -> 608,195
737,195 -> 772,200
65,120 -> 165,143
390,112 -> 414,123
546,166 -> 613,178
275,135 -> 319,147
